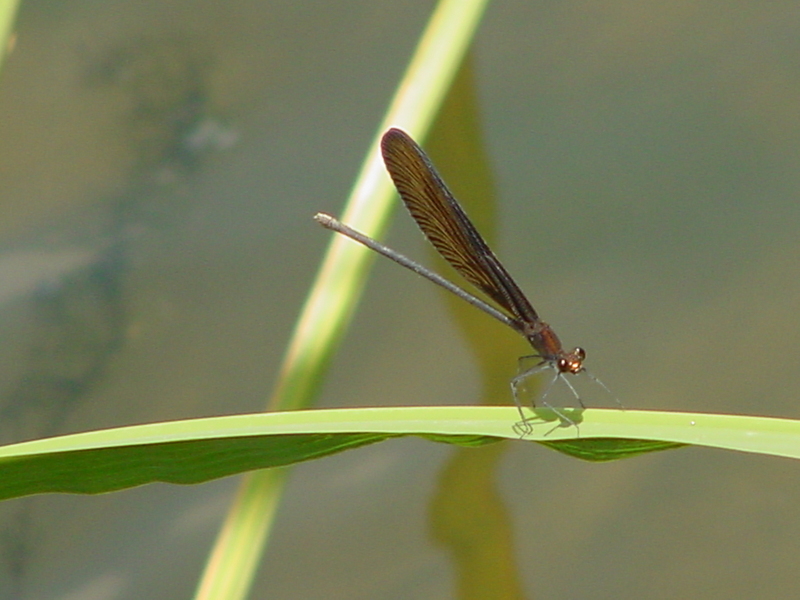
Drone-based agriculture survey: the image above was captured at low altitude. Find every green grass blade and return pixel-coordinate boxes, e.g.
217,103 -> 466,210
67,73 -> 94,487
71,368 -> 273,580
2,407 -> 800,501
197,1 -> 492,597
0,0 -> 20,73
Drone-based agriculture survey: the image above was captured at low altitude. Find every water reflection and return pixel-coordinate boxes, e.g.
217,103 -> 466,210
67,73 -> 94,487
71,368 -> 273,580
0,31 -> 235,597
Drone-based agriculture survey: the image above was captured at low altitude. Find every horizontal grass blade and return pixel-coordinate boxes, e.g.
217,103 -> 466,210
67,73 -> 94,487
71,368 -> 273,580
0,407 -> 798,500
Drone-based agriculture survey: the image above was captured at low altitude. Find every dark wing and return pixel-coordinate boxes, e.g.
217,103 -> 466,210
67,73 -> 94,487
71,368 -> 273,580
380,128 -> 539,324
